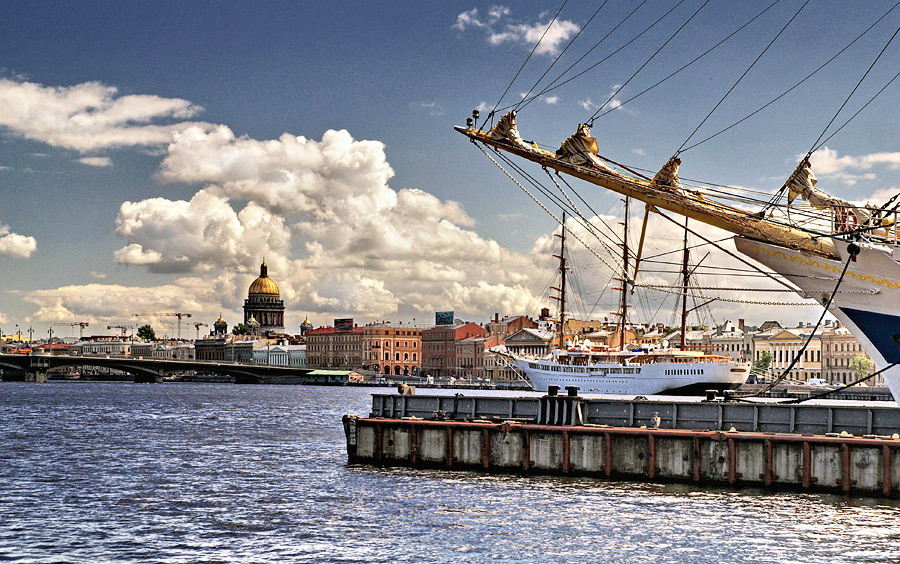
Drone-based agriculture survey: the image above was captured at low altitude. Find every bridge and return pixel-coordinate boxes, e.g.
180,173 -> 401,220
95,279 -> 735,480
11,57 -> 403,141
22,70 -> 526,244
0,353 -> 318,384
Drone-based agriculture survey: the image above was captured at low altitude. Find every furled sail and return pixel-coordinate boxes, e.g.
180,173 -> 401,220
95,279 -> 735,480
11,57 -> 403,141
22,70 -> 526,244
489,110 -> 531,150
455,111 -> 839,259
652,157 -> 683,192
556,123 -> 613,172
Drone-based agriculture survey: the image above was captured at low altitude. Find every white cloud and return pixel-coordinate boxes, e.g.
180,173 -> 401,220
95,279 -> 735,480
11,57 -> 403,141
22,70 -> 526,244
453,6 -> 510,31
77,156 -> 112,167
579,98 -> 598,111
114,188 -> 291,275
0,223 -> 37,258
0,312 -> 7,324
0,78 -> 212,152
90,271 -> 107,279
417,100 -> 444,116
455,7 -> 578,56
543,95 -> 559,105
112,125 -> 540,320
0,165 -> 11,171
21,277 -> 236,325
809,147 -> 900,185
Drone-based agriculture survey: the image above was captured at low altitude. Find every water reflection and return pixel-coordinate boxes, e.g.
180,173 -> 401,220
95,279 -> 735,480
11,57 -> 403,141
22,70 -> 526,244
1,382 -> 899,563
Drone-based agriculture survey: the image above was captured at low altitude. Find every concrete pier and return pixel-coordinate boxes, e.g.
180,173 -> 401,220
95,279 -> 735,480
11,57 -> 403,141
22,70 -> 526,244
344,393 -> 900,498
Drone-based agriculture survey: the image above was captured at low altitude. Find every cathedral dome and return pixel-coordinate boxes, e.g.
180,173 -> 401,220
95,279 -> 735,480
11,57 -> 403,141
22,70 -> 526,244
249,261 -> 280,295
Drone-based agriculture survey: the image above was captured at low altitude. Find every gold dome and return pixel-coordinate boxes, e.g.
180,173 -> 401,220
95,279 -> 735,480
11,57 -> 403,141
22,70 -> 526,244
248,261 -> 280,295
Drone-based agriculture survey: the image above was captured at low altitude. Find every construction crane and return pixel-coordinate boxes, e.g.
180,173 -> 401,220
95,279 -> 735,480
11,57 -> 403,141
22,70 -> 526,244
107,325 -> 134,339
132,312 -> 192,340
193,322 -> 208,340
51,321 -> 90,339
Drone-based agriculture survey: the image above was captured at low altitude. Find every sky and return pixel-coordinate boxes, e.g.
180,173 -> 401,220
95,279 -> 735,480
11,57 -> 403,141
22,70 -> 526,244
0,0 -> 898,339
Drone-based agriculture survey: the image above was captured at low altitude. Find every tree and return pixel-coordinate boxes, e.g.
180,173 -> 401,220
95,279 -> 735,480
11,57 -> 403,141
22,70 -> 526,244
137,324 -> 156,341
232,323 -> 250,335
850,354 -> 874,380
753,351 -> 771,371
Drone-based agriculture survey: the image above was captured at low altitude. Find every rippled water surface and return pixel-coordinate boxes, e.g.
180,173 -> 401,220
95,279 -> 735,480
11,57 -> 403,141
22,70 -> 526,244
3,382 -> 900,563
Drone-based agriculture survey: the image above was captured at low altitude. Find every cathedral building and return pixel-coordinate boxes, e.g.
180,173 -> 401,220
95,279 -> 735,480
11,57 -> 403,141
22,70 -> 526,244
244,261 -> 285,334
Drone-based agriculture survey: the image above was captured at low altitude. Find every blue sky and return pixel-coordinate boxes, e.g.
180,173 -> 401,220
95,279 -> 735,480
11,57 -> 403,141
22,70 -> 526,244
0,1 -> 898,338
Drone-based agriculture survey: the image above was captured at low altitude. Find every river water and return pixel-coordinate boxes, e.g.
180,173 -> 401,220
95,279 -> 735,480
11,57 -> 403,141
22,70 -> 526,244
2,382 -> 900,563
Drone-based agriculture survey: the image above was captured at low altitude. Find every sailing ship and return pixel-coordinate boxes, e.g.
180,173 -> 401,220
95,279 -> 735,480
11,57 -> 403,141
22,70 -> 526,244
502,211 -> 751,395
457,4 -> 900,398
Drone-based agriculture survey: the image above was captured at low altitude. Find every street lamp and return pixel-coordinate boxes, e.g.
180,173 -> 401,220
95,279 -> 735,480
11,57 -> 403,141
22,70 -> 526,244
48,327 -> 54,356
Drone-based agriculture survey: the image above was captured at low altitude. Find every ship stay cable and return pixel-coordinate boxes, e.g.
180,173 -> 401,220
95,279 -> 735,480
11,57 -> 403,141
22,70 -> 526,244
510,0 -> 678,114
812,66 -> 900,156
786,360 -> 900,404
807,24 -> 900,157
493,149 -> 625,260
590,0 -> 782,121
676,0 -> 900,154
732,244 -> 859,399
675,0 -> 812,157
472,141 -> 623,275
482,0 -> 569,129
513,1 -> 610,112
586,0 -> 713,126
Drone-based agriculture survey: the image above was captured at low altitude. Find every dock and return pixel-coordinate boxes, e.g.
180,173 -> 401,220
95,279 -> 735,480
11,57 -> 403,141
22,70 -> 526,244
343,389 -> 900,498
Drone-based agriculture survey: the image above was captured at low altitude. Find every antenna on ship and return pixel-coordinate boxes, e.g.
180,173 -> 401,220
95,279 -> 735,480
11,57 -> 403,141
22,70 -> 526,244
550,212 -> 567,349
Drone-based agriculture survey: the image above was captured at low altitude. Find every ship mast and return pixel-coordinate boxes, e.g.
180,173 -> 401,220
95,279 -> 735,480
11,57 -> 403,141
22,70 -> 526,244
680,217 -> 689,351
551,212 -> 567,349
618,198 -> 630,350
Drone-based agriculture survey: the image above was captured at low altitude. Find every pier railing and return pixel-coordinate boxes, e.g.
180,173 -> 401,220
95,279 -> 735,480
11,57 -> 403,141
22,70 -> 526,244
370,394 -> 900,437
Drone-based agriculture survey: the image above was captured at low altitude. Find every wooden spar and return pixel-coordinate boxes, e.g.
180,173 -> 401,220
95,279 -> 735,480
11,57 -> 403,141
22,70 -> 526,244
631,204 -> 652,285
455,126 -> 839,259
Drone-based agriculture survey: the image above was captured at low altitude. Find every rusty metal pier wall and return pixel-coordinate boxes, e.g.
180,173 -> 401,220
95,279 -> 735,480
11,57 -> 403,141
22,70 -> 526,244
344,394 -> 900,498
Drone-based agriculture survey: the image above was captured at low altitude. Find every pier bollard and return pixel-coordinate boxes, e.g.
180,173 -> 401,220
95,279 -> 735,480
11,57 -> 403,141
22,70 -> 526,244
547,385 -> 560,397
566,385 -> 579,397
704,389 -> 719,402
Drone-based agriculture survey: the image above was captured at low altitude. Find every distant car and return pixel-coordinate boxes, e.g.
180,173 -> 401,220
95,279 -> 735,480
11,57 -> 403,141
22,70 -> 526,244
808,378 -> 828,386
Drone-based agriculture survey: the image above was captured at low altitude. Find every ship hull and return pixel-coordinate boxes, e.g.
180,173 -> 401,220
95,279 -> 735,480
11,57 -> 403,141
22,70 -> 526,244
515,358 -> 748,395
735,236 -> 900,401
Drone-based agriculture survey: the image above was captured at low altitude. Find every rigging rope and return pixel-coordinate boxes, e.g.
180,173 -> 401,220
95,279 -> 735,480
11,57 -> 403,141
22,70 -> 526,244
785,360 -> 900,404
514,1 -> 609,112
513,0 -> 677,113
731,243 -> 859,398
592,0 -> 781,121
471,141 -> 622,274
676,0 -> 812,156
677,0 -> 900,154
482,0 -> 569,129
587,0 -> 713,125
807,23 -> 900,156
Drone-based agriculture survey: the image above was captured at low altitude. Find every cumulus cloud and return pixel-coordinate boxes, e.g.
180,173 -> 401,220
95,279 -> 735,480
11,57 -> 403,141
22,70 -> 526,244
110,124 -> 540,320
21,277 -> 237,325
0,223 -> 37,258
77,156 -> 112,167
809,147 -> 900,186
0,78 -> 212,152
455,6 -> 579,56
90,271 -> 107,279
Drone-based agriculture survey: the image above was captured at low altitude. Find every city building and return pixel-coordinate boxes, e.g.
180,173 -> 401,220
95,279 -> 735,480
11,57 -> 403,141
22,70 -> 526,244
361,323 -> 422,376
421,322 -> 486,379
243,261 -> 285,334
306,325 -> 364,369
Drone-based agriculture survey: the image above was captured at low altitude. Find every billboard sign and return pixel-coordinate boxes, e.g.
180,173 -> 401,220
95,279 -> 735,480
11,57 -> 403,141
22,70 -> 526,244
435,311 -> 455,326
334,318 -> 354,332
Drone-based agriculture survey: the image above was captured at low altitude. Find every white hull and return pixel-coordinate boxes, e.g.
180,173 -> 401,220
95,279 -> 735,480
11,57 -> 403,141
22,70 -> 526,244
516,357 -> 749,395
735,236 -> 900,401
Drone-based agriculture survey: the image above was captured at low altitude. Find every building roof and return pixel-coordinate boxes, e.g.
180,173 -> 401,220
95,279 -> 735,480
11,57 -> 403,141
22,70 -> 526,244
248,261 -> 280,295
306,326 -> 363,335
